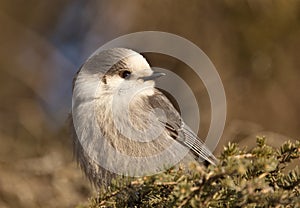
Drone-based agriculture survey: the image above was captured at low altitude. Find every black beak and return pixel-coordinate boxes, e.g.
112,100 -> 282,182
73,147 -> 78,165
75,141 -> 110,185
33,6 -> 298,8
140,72 -> 166,81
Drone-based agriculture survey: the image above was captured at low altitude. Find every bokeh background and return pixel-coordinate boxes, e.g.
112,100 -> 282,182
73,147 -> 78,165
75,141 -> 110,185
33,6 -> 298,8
0,1 -> 299,207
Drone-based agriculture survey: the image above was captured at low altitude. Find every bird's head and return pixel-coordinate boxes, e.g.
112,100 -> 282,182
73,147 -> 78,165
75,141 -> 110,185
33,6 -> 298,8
75,48 -> 165,102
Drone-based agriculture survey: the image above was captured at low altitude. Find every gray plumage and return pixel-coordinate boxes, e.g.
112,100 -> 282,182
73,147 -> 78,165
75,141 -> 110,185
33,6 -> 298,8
70,48 -> 217,188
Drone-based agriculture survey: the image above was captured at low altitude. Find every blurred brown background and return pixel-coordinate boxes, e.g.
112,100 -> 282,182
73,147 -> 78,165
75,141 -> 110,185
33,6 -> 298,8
0,1 -> 299,207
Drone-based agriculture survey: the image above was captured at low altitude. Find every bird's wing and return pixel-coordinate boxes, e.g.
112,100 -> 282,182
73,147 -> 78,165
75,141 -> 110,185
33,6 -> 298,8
147,89 -> 218,165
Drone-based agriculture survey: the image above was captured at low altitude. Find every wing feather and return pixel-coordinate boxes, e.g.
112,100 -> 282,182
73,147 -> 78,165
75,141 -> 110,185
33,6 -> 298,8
148,89 -> 217,165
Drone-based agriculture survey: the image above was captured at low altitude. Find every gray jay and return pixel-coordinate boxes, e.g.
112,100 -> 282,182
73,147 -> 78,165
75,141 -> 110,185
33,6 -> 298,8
70,48 -> 217,188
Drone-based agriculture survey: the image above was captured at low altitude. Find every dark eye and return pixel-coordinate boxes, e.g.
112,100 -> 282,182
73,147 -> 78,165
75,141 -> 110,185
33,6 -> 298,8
119,70 -> 131,79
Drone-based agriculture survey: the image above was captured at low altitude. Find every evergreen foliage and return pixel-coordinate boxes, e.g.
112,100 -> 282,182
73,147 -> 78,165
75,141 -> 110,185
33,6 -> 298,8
81,137 -> 300,208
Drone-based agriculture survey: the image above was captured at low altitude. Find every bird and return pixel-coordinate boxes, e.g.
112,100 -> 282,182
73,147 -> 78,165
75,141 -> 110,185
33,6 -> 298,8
70,48 -> 217,188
